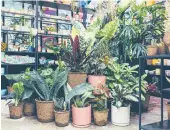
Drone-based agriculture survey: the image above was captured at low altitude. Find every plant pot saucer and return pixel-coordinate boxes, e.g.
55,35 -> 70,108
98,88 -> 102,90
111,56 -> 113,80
111,121 -> 130,126
72,123 -> 90,128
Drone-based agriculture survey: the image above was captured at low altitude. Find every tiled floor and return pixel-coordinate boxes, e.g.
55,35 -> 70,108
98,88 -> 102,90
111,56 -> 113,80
1,96 -> 169,130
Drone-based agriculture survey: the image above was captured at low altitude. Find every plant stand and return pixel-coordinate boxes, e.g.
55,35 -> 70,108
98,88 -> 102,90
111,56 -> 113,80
139,55 -> 170,130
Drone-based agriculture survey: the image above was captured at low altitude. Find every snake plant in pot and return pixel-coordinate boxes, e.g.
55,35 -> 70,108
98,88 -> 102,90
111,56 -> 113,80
106,58 -> 145,126
28,68 -> 68,123
6,82 -> 24,119
65,83 -> 95,128
53,97 -> 70,127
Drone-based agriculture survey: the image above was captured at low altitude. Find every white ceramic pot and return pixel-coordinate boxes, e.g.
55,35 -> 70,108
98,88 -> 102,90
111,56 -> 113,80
111,103 -> 130,126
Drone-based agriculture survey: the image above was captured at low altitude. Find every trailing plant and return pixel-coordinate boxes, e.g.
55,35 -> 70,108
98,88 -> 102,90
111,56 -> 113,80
106,57 -> 146,108
6,82 -> 24,106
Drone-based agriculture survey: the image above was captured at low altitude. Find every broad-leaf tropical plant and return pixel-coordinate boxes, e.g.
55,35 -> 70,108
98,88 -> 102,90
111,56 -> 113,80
106,57 -> 146,108
6,82 -> 24,106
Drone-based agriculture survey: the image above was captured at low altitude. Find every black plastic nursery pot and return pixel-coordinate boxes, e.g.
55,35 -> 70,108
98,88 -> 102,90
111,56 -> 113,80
9,103 -> 23,119
35,99 -> 54,123
54,110 -> 70,127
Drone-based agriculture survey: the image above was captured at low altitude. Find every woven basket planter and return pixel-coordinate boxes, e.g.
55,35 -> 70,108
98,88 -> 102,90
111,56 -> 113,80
68,72 -> 87,88
24,102 -> 36,116
93,109 -> 109,126
35,99 -> 54,123
9,103 -> 23,119
54,110 -> 70,127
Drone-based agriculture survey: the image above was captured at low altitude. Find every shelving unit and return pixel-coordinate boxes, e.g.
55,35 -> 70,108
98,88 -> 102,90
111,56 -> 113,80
139,55 -> 170,130
1,0 -> 94,89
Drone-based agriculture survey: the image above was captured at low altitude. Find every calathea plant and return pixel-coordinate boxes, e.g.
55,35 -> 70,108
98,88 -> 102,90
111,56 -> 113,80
106,57 -> 146,108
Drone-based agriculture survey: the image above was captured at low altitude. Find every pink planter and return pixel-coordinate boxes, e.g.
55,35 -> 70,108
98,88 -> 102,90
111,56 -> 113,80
88,75 -> 106,88
72,104 -> 91,127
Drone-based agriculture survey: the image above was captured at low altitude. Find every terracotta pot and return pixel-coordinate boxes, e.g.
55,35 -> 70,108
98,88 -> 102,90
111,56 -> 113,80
163,32 -> 170,46
24,102 -> 36,116
72,104 -> 91,127
54,110 -> 70,127
7,86 -> 14,94
68,72 -> 87,88
167,102 -> 170,120
88,75 -> 106,88
35,99 -> 54,123
158,43 -> 166,55
93,109 -> 109,126
9,103 -> 23,119
147,45 -> 158,65
143,94 -> 150,111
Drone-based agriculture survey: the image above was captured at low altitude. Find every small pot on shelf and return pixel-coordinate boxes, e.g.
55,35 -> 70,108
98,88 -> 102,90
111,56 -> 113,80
147,45 -> 158,65
9,103 -> 23,119
54,110 -> 70,127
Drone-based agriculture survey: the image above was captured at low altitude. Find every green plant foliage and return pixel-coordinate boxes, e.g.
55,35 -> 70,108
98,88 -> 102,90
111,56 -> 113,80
6,82 -> 24,106
106,57 -> 146,108
65,83 -> 95,108
29,68 -> 68,101
53,97 -> 67,111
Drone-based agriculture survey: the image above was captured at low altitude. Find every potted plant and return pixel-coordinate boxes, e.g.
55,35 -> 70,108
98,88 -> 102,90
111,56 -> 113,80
143,82 -> 159,111
87,56 -> 107,89
6,82 -> 24,119
53,97 -> 69,127
65,83 -> 95,128
28,67 -> 68,123
91,86 -> 110,126
106,58 -> 145,126
5,68 -> 37,116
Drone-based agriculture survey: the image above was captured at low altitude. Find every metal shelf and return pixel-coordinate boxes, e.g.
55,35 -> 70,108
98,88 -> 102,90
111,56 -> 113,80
38,33 -> 71,38
20,1 -> 95,14
141,120 -> 170,130
1,10 -> 34,17
1,29 -> 31,34
5,51 -> 36,54
1,63 -> 35,66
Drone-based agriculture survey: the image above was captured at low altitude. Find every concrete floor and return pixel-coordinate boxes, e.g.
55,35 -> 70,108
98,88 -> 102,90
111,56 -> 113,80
1,96 -> 169,130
